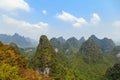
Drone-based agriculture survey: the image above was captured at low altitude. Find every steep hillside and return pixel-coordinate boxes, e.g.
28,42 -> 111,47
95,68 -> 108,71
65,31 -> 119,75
31,35 -> 56,76
50,36 -> 85,54
50,37 -> 63,51
66,37 -> 80,48
79,38 -> 103,64
89,35 -> 115,53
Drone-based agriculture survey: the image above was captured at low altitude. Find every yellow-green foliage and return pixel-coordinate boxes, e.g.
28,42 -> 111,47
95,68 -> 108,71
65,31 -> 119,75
0,41 -> 27,68
0,63 -> 23,80
0,41 -> 42,80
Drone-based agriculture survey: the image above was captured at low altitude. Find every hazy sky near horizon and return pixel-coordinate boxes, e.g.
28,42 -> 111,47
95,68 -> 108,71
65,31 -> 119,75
0,0 -> 120,41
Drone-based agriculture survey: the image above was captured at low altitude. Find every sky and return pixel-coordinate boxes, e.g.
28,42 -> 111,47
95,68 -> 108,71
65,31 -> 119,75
0,0 -> 120,42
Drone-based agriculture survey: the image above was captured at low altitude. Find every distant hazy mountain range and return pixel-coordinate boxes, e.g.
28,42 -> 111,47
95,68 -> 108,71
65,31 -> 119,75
0,33 -> 37,48
0,33 -> 116,53
50,35 -> 115,53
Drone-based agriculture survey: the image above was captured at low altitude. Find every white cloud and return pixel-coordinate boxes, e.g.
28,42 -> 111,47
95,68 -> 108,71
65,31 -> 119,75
91,13 -> 101,24
0,15 -> 48,40
56,11 -> 88,27
42,10 -> 47,15
73,18 -> 88,27
57,11 -> 76,22
2,15 -> 48,29
112,21 -> 120,27
57,11 -> 100,27
0,0 -> 30,11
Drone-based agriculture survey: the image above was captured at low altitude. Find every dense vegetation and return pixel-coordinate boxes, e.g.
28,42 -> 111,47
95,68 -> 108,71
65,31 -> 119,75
0,34 -> 120,80
0,41 -> 41,80
105,63 -> 120,80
